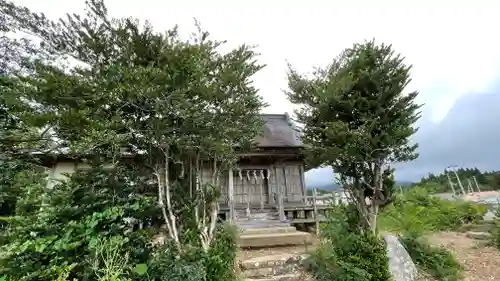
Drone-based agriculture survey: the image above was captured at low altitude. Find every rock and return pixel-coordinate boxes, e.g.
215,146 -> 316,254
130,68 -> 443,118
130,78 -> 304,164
384,234 -> 418,281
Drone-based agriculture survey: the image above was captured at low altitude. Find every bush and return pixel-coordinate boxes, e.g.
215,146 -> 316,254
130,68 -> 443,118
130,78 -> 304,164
0,167 -> 157,280
307,204 -> 392,281
147,223 -> 238,281
378,187 -> 487,234
488,207 -> 500,249
400,233 -> 462,281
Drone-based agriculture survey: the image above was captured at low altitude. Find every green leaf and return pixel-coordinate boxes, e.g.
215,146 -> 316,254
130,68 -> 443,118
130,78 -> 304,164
133,263 -> 148,276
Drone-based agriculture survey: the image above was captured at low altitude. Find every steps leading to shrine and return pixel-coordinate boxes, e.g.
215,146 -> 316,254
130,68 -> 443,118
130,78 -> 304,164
234,209 -> 311,248
238,232 -> 311,248
242,226 -> 297,235
239,253 -> 312,281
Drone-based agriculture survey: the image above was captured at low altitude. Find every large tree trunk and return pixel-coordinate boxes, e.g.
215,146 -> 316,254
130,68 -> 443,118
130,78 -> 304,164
368,161 -> 384,234
199,158 -> 220,252
155,146 -> 181,250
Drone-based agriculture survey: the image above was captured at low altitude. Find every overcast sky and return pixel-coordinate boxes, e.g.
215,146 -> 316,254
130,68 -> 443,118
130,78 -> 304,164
12,0 -> 500,183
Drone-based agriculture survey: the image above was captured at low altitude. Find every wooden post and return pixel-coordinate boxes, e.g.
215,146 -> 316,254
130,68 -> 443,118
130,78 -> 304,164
278,191 -> 285,221
451,169 -> 466,195
313,188 -> 319,235
445,172 -> 457,196
245,170 -> 250,217
300,164 -> 307,204
228,168 -> 234,223
467,179 -> 473,194
259,170 -> 264,211
473,176 -> 481,192
267,168 -> 273,205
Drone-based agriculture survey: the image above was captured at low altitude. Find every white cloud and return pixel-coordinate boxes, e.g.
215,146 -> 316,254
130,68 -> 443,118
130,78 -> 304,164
11,0 -> 500,184
12,0 -> 500,122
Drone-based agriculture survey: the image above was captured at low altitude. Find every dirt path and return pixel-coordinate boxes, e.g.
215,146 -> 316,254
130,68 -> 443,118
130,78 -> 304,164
425,232 -> 500,281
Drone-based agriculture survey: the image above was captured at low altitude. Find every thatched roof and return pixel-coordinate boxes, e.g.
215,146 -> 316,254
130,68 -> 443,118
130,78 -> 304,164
256,113 -> 302,148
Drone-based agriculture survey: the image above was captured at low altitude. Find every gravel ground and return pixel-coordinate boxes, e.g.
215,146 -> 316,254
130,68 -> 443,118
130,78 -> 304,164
238,231 -> 500,281
425,232 -> 500,281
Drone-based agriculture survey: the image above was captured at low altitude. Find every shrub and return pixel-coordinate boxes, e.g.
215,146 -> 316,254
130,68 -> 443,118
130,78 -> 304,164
378,187 -> 487,234
488,207 -> 500,249
147,223 -> 238,281
0,168 -> 157,280
307,204 -> 392,281
400,233 -> 462,281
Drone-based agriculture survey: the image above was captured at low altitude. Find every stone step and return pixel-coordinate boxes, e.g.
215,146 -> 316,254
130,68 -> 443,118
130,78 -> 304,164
235,221 -> 292,229
239,253 -> 307,270
236,212 -> 279,218
241,226 -> 297,235
465,231 -> 491,240
237,216 -> 280,222
238,232 -> 312,248
244,273 -> 304,281
477,219 -> 495,225
242,263 -> 298,278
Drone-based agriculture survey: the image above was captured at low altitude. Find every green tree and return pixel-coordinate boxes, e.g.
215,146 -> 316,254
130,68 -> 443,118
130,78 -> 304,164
286,40 -> 421,232
1,0 -> 265,253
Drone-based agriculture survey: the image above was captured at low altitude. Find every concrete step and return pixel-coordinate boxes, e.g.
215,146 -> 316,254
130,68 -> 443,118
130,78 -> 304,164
477,219 -> 495,225
235,221 -> 292,229
242,263 -> 298,278
241,226 -> 297,235
466,231 -> 491,240
236,213 -> 279,220
244,273 -> 305,281
240,253 -> 308,270
240,253 -> 312,281
238,231 -> 311,248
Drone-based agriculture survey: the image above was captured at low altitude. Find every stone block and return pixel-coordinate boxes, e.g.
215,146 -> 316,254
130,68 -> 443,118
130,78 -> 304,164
465,231 -> 491,240
239,232 -> 311,248
241,226 -> 297,235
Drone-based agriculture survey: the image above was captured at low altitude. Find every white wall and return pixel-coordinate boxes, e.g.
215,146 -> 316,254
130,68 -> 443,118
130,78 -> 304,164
46,161 -> 114,189
46,162 -> 76,189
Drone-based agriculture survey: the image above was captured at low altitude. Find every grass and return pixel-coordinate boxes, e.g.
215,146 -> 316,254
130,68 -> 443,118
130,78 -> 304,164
400,234 -> 462,281
378,187 -> 488,234
377,187 -> 488,281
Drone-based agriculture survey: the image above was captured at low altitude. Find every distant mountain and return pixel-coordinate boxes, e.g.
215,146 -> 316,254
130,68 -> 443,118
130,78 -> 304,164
306,181 -> 414,190
398,181 -> 414,187
306,182 -> 341,190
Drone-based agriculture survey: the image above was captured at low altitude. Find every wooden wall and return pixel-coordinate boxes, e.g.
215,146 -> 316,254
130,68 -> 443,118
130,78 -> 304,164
48,159 -> 306,206
202,161 -> 307,206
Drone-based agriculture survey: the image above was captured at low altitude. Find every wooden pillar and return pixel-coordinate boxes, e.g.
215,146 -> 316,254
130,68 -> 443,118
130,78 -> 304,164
273,165 -> 278,205
300,164 -> 307,204
278,191 -> 285,221
267,168 -> 273,205
228,168 -> 234,223
259,172 -> 264,211
313,188 -> 319,235
245,170 -> 250,217
282,166 -> 287,203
